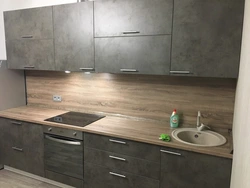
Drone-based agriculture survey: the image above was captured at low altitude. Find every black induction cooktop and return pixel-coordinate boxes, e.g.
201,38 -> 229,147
45,112 -> 105,127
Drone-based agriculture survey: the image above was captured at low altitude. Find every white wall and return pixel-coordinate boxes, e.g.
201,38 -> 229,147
0,0 -> 77,60
231,0 -> 250,187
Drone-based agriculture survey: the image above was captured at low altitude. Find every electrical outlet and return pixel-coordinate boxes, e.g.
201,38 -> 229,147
53,95 -> 62,102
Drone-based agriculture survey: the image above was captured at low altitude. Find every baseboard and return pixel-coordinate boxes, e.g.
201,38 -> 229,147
4,166 -> 75,188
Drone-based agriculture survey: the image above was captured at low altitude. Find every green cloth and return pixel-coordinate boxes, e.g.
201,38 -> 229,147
159,134 -> 171,142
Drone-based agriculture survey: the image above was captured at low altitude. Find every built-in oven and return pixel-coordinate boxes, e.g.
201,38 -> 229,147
44,126 -> 84,188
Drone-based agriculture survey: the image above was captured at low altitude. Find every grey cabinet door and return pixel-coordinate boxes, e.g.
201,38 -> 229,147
6,39 -> 55,70
171,0 -> 244,78
160,148 -> 232,188
0,118 -> 44,177
4,7 -> 53,40
94,0 -> 173,37
53,2 -> 94,71
95,35 -> 171,75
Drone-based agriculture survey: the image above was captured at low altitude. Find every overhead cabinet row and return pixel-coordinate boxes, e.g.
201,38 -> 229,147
4,0 -> 244,78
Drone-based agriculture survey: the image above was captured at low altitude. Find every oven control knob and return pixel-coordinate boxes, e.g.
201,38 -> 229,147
73,132 -> 77,136
48,128 -> 52,132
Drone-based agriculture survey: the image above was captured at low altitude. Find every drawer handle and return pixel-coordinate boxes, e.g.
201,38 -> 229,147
12,147 -> 23,152
109,172 -> 126,178
122,31 -> 140,34
109,139 -> 126,145
120,69 -> 138,72
109,155 -> 126,161
23,66 -> 35,69
170,70 -> 190,74
160,149 -> 181,156
21,35 -> 33,39
10,121 -> 22,125
79,68 -> 94,71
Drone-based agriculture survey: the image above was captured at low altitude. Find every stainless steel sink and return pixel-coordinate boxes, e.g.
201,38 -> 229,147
172,128 -> 226,147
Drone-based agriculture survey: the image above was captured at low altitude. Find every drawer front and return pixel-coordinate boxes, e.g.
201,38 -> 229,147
84,162 -> 159,188
84,133 -> 160,162
84,147 -> 160,180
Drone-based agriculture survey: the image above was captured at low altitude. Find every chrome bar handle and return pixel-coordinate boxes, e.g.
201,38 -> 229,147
170,70 -> 190,74
109,155 -> 126,161
21,35 -> 33,39
160,149 -> 182,156
10,121 -> 22,125
109,139 -> 126,145
23,66 -> 35,69
120,69 -> 138,72
45,135 -> 82,146
122,31 -> 140,34
12,147 -> 23,152
79,68 -> 94,71
109,172 -> 126,178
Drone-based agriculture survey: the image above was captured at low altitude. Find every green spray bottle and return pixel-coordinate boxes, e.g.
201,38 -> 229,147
170,109 -> 179,128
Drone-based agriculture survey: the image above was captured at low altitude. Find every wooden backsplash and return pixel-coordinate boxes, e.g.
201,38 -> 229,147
26,71 -> 236,130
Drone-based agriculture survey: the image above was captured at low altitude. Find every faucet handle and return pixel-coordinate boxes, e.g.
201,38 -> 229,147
197,123 -> 211,131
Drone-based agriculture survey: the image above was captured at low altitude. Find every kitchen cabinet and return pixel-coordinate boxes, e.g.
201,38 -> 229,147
171,0 -> 244,78
94,0 -> 173,37
84,133 -> 160,187
53,2 -> 94,71
95,35 -> 171,75
160,147 -> 232,188
4,7 -> 55,70
0,118 -> 44,177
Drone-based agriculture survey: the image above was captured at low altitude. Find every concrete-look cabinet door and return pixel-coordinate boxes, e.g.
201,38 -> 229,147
53,2 -> 94,71
4,7 -> 55,70
171,0 -> 244,78
94,0 -> 173,37
95,35 -> 171,75
6,39 -> 55,70
4,7 -> 53,40
0,118 -> 44,177
160,148 -> 232,188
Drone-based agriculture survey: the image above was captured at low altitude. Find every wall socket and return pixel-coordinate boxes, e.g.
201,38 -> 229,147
53,95 -> 62,102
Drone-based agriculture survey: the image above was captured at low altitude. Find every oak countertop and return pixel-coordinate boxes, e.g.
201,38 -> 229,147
0,106 -> 233,159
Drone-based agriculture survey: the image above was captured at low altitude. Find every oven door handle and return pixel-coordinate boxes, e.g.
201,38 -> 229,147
45,135 -> 82,146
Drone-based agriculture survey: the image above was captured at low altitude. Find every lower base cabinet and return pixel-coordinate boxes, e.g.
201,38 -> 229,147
160,147 -> 232,188
0,118 -> 44,177
84,162 -> 159,188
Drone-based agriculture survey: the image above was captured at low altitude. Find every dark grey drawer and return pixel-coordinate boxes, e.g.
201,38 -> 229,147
84,147 -> 160,180
84,133 -> 160,162
84,162 -> 159,188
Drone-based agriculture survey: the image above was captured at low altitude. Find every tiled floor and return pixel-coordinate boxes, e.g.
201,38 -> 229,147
0,169 -> 60,188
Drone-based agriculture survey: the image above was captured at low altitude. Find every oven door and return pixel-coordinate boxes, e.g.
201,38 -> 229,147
44,134 -> 83,180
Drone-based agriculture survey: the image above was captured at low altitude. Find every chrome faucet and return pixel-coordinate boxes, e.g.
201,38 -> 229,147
197,111 -> 210,131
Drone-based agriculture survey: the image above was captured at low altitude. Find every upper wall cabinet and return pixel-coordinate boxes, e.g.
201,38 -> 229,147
95,35 -> 171,75
171,0 -> 244,78
94,0 -> 173,37
53,2 -> 94,71
4,7 -> 55,70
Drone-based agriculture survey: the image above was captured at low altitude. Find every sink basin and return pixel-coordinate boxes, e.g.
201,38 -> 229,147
172,128 -> 226,147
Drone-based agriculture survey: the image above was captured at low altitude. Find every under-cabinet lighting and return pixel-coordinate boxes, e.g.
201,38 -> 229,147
65,70 -> 71,74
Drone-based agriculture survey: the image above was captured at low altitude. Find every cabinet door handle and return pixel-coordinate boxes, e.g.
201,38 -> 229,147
160,149 -> 182,156
79,68 -> 94,71
109,155 -> 126,161
12,147 -> 23,152
10,121 -> 22,125
23,66 -> 35,69
122,31 -> 140,34
21,35 -> 33,39
109,139 -> 126,145
170,70 -> 190,74
120,69 -> 138,72
109,172 -> 126,178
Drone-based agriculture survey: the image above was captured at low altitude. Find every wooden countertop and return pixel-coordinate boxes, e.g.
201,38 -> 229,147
0,106 -> 233,159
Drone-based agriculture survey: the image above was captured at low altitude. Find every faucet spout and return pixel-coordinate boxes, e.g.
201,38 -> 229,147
197,111 -> 201,127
